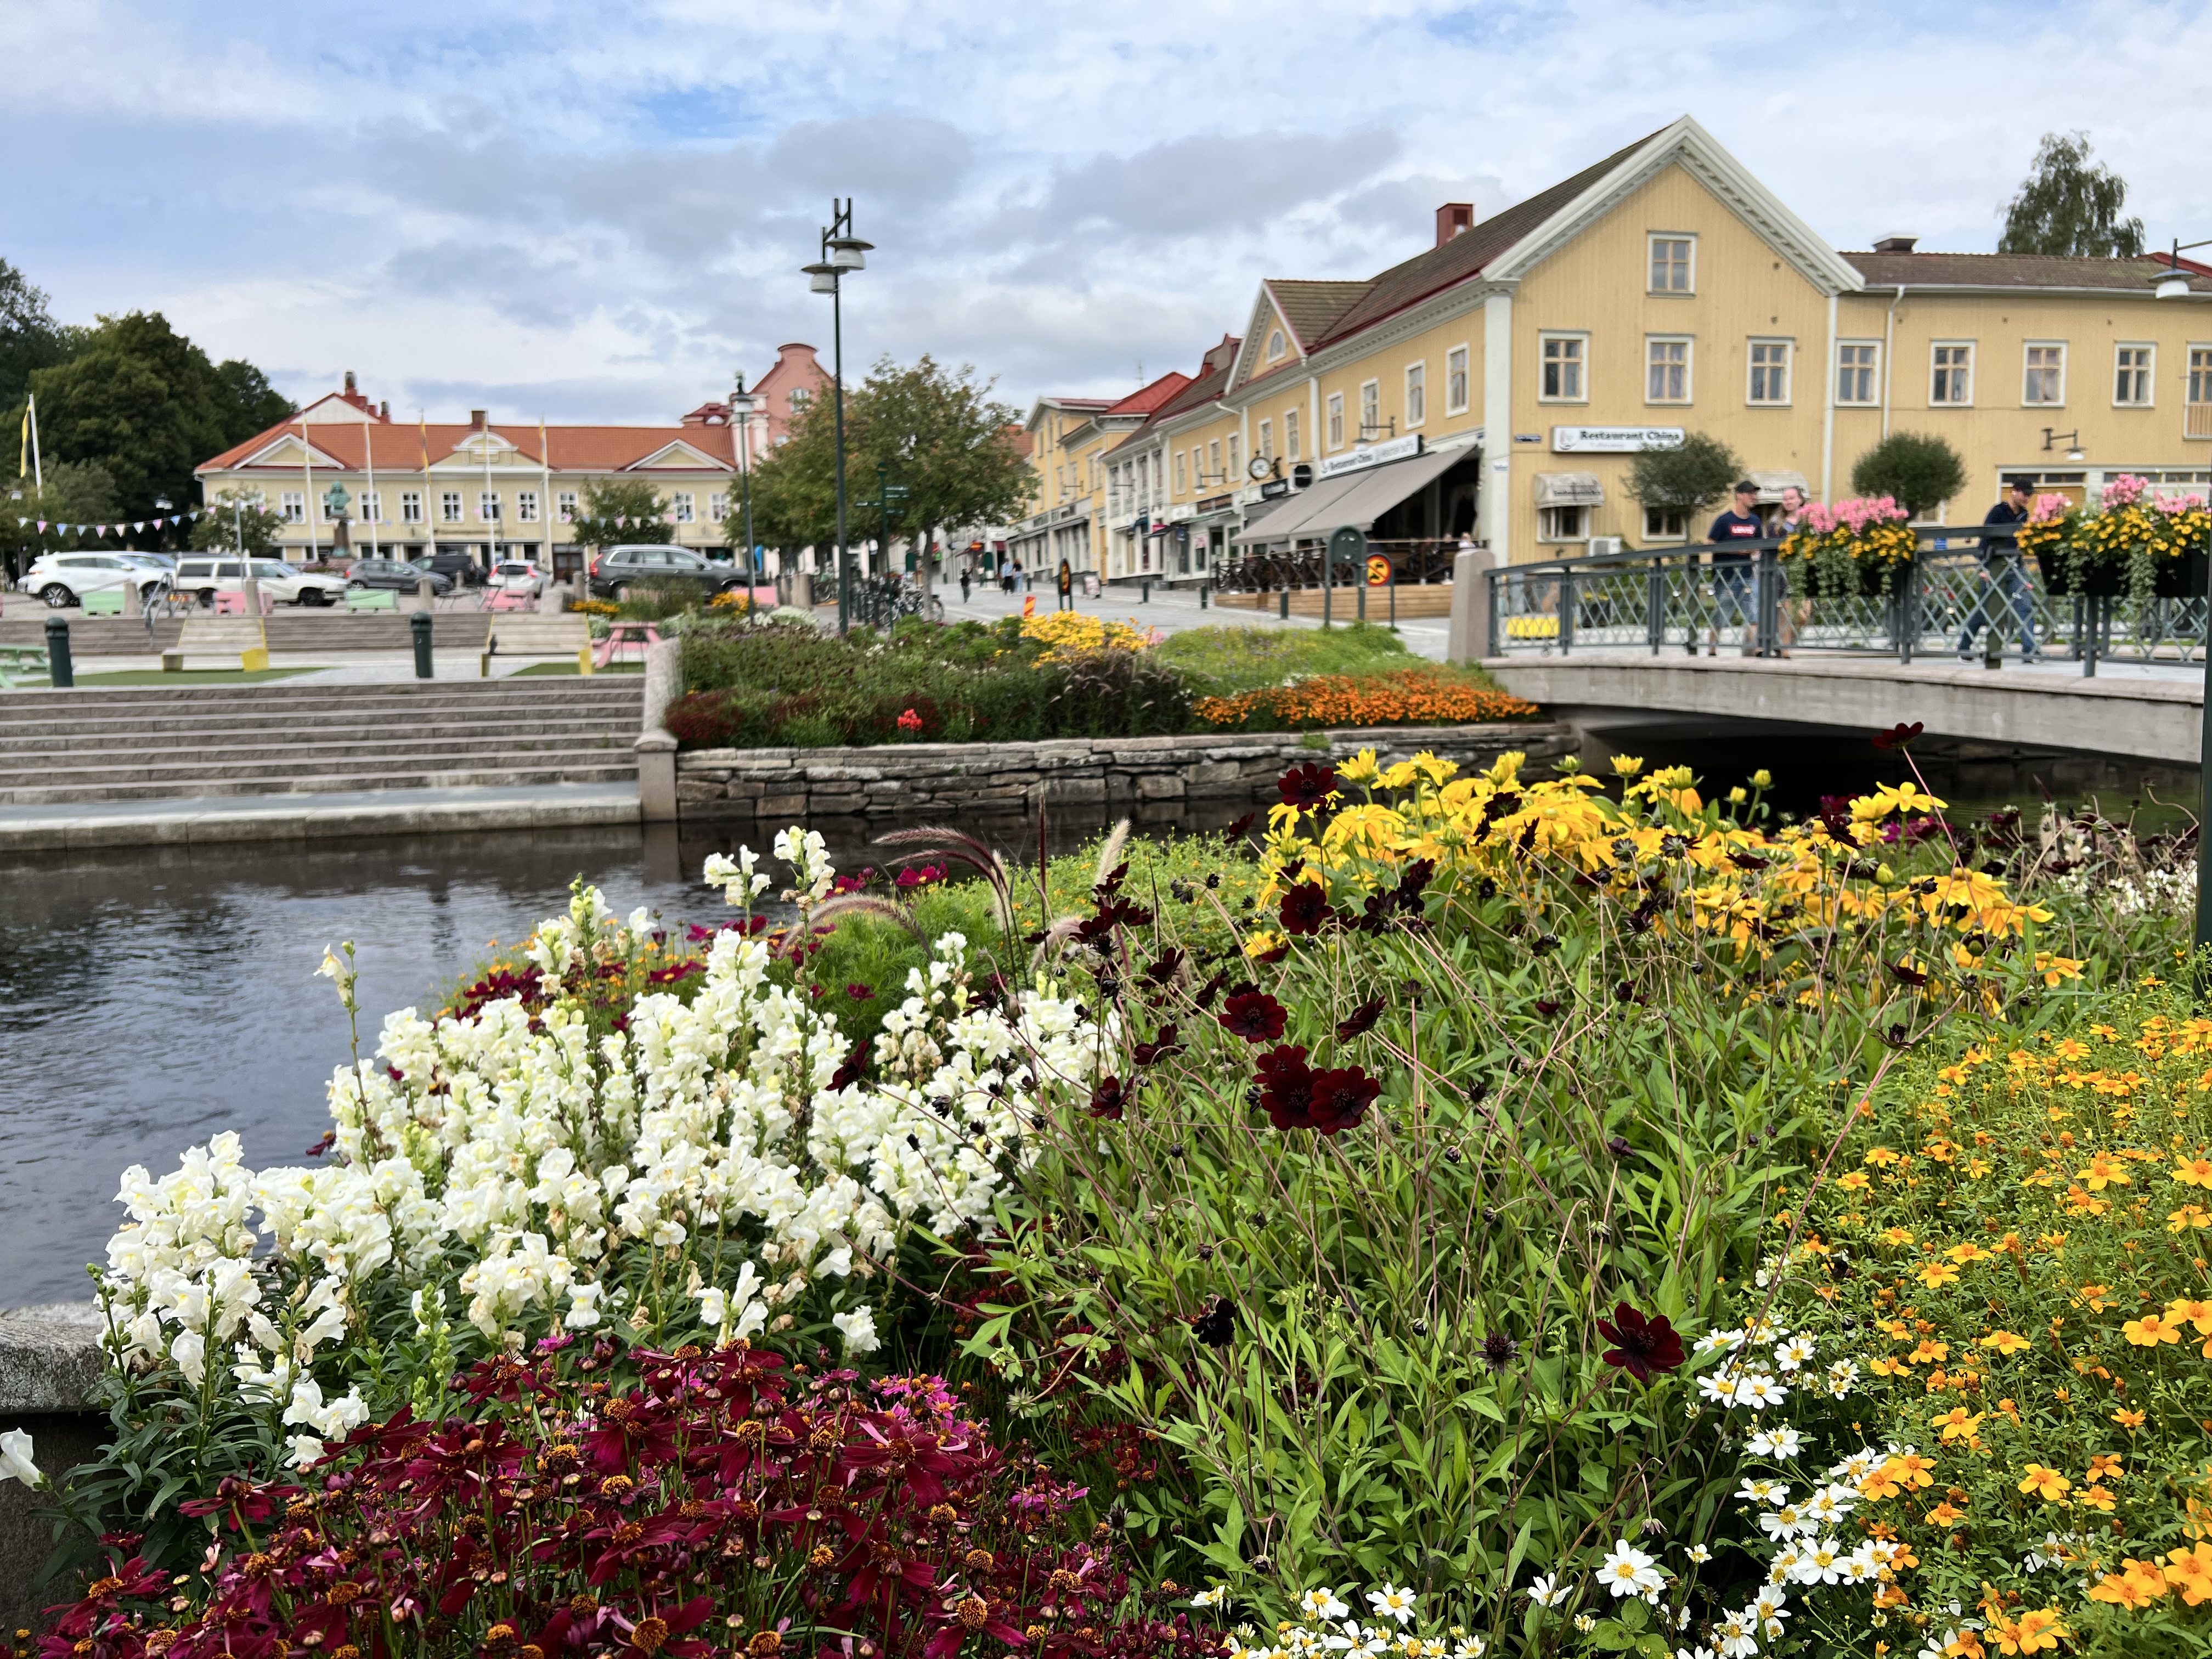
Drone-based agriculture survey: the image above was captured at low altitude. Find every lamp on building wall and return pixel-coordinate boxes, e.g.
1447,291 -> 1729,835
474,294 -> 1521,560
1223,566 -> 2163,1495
2040,428 -> 2085,462
803,198 -> 871,633
2153,234 -> 2212,958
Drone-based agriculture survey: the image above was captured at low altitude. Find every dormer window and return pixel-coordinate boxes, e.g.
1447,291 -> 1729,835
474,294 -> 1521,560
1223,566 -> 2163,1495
1266,330 -> 1286,362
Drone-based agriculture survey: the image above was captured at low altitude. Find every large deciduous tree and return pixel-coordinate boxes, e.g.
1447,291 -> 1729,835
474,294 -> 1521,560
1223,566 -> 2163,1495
0,257 -> 71,416
1999,131 -> 2145,259
1623,431 -> 1742,530
0,459 -> 121,582
189,488 -> 290,560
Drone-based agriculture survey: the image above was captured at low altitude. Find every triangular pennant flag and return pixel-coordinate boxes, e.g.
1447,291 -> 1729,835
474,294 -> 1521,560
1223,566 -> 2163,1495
35,520 -> 46,532
133,521 -> 145,533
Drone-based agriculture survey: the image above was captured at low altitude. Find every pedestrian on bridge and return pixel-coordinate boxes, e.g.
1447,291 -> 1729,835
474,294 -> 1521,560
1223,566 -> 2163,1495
1957,478 -> 2041,663
1706,480 -> 1764,656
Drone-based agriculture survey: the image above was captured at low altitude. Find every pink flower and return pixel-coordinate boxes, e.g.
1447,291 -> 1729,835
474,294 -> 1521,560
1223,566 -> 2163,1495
2102,472 -> 2149,507
2029,493 -> 2073,523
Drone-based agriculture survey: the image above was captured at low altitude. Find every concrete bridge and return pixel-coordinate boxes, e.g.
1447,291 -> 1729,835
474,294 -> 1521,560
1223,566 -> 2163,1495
1480,653 -> 2204,768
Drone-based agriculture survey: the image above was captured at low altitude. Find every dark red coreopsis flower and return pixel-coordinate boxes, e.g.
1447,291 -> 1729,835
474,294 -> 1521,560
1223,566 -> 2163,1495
1254,1043 -> 1313,1129
1277,881 -> 1335,936
1334,995 -> 1386,1041
1871,720 -> 1925,751
1132,1025 -> 1182,1065
1595,1301 -> 1686,1383
1219,991 -> 1288,1043
1277,761 -> 1340,810
1305,1065 -> 1380,1135
1088,1075 -> 1130,1120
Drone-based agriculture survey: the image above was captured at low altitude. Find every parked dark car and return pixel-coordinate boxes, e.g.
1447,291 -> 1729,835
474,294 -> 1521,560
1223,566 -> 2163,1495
413,551 -> 488,588
346,557 -> 454,596
586,545 -> 743,601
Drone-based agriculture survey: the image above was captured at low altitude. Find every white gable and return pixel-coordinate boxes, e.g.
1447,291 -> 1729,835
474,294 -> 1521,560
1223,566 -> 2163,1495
627,439 -> 730,471
297,393 -> 376,425
228,432 -> 347,470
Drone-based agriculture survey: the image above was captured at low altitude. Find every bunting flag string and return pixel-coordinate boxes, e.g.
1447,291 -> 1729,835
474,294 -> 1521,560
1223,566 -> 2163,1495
10,510 -> 205,538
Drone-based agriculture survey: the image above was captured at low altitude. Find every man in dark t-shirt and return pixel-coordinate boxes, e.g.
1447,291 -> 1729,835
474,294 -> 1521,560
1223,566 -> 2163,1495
1705,480 -> 1765,654
1957,478 -> 2039,660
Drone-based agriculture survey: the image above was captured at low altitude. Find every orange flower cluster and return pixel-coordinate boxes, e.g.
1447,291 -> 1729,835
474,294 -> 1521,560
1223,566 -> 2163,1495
1193,669 -> 1539,732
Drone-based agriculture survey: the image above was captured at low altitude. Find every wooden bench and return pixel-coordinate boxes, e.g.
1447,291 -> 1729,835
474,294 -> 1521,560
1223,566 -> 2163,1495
345,588 -> 398,612
0,643 -> 49,689
162,618 -> 270,674
482,613 -> 592,677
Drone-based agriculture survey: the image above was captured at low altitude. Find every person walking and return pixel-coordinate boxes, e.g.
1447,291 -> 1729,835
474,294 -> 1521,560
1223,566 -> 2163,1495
960,563 -> 972,604
1706,479 -> 1765,655
1772,483 -> 1810,657
1958,477 -> 2040,662
1056,559 -> 1074,612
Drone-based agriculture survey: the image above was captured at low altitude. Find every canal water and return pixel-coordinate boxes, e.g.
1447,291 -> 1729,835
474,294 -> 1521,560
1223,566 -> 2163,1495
1,742 -> 2194,1304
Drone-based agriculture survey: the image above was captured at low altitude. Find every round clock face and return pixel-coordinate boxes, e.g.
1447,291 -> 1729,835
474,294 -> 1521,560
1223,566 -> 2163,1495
1246,456 -> 1272,480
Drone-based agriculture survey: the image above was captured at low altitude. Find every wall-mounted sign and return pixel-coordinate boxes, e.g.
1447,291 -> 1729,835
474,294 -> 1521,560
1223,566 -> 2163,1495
1259,479 -> 1291,499
1315,432 -> 1425,479
1513,432 -> 1544,445
1551,426 -> 1685,453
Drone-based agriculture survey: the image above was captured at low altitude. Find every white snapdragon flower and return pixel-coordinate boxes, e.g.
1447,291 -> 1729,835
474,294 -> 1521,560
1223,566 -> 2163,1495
832,1305 -> 880,1356
0,1430 -> 41,1488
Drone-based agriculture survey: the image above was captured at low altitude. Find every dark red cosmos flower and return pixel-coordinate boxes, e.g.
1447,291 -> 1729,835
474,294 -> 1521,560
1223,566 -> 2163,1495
830,1039 -> 871,1091
1533,998 -> 1562,1017
1872,720 -> 1924,751
1144,947 -> 1184,986
1255,1043 -> 1314,1128
1334,996 -> 1386,1041
845,983 -> 876,1001
1132,1025 -> 1182,1065
1278,881 -> 1335,936
1595,1302 -> 1686,1382
1192,968 -> 1231,1009
1305,1065 -> 1380,1135
1222,812 -> 1257,843
1277,761 -> 1340,810
1219,991 -> 1288,1043
1088,1076 -> 1130,1120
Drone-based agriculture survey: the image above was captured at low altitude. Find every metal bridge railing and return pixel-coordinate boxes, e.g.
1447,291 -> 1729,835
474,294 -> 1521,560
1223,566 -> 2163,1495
1482,529 -> 2209,679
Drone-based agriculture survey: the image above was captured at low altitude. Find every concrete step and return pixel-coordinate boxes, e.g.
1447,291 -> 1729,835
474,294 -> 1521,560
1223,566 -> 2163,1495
0,757 -> 640,806
0,612 -> 503,655
0,710 -> 638,748
0,731 -> 636,780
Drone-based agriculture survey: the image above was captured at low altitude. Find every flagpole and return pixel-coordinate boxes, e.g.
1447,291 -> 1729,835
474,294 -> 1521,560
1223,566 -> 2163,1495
419,412 -> 432,563
363,406 -> 381,560
28,393 -> 43,489
539,416 -> 554,584
481,415 -> 498,574
300,420 -> 319,563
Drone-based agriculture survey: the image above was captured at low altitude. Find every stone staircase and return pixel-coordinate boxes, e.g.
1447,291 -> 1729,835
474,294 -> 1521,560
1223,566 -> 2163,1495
0,612 -> 494,656
0,679 -> 644,805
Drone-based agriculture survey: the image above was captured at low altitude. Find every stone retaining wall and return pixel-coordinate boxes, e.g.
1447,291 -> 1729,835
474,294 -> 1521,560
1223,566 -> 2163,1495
2,1305 -> 106,1637
675,721 -> 1573,820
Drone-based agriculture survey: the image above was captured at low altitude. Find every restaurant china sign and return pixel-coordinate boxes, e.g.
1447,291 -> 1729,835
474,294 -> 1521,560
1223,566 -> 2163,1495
1550,426 -> 1685,453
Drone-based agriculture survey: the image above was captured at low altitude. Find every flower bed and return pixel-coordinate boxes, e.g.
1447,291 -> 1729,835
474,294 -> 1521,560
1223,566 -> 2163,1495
1192,667 -> 1538,731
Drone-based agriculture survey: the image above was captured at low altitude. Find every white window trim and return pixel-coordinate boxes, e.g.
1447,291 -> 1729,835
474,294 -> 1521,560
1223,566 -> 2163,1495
2022,340 -> 2068,408
1647,232 -> 1696,295
1266,329 -> 1286,362
1325,392 -> 1346,452
1746,337 -> 1793,407
1444,343 -> 1471,415
1258,417 -> 1274,460
1284,409 -> 1301,462
1536,504 -> 1589,541
1358,377 -> 1380,437
441,490 -> 464,524
1929,340 -> 1976,408
1835,339 -> 1882,407
2112,341 -> 2156,409
516,490 -> 539,523
1641,506 -> 1689,543
400,490 -> 424,524
1537,331 -> 1590,404
1403,362 -> 1426,429
1645,334 -> 1694,406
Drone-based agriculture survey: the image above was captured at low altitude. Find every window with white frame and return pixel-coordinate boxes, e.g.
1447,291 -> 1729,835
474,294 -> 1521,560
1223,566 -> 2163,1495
556,490 -> 577,523
1266,329 -> 1286,361
358,490 -> 382,523
1359,379 -> 1379,438
280,490 -> 305,523
516,490 -> 539,523
1404,362 -> 1426,427
1284,408 -> 1300,461
1646,337 -> 1691,403
1327,393 -> 1345,450
1747,340 -> 1791,405
1540,334 -> 1585,401
1836,342 -> 1879,405
1648,234 -> 1694,294
788,388 -> 809,410
673,492 -> 695,523
478,490 -> 501,522
2192,347 -> 2212,404
440,490 -> 463,523
1446,345 -> 1470,414
1227,434 -> 1242,478
1174,450 -> 1187,494
709,492 -> 728,520
1258,418 -> 1273,462
400,490 -> 423,523
1207,439 -> 1222,481
1537,505 -> 1588,540
2114,345 -> 2153,407
1643,506 -> 1688,540
319,492 -> 340,522
2023,343 -> 2066,405
1931,343 -> 1974,405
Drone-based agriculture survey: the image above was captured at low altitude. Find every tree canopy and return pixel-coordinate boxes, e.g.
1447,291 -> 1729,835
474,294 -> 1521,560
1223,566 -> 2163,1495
738,355 -> 1028,569
0,257 -> 71,416
0,459 -> 121,579
569,478 -> 674,549
1999,131 -> 2145,259
1623,432 -> 1741,517
1850,430 -> 1967,518
190,488 -> 290,560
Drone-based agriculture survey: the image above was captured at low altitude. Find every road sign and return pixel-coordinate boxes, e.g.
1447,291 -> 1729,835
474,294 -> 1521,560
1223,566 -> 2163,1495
1366,555 -> 1390,586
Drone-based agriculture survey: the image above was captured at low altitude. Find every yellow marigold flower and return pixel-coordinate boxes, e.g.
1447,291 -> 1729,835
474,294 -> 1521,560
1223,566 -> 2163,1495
2168,1205 -> 2212,1232
1978,1330 -> 2032,1356
1869,1356 -> 1915,1378
1917,1261 -> 1961,1289
1837,1171 -> 1872,1191
2080,1484 -> 2118,1513
2166,1543 -> 2212,1605
1988,1607 -> 2069,1654
2113,1407 -> 2146,1428
1929,1407 -> 1984,1443
2089,1565 -> 2167,1610
2170,1297 -> 2212,1331
1908,1340 -> 1951,1364
1945,1242 -> 1990,1264
2088,1452 -> 2125,1482
2017,1464 -> 2072,1501
2123,1312 -> 2181,1347
2174,1157 -> 2212,1187
2078,1153 -> 2131,1190
1608,754 -> 1644,777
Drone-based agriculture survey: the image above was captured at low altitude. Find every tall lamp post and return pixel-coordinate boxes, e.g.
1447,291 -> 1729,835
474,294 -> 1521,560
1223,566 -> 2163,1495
2152,244 -> 2212,957
730,373 -> 759,600
802,199 -> 871,634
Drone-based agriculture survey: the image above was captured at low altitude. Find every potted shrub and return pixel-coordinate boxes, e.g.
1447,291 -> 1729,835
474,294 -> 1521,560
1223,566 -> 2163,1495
2038,475 -> 2210,601
1779,495 -> 1917,596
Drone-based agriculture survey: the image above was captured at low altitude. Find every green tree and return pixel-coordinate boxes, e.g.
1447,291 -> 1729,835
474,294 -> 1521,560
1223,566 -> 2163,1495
1622,431 -> 1741,528
0,256 -> 72,416
1850,430 -> 1967,518
1999,131 -> 2145,258
209,359 -> 296,445
0,459 -> 121,582
569,478 -> 673,549
735,355 -> 1029,577
189,488 -> 288,559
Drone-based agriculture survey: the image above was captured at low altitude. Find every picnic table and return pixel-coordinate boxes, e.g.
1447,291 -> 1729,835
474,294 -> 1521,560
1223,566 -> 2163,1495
594,619 -> 662,668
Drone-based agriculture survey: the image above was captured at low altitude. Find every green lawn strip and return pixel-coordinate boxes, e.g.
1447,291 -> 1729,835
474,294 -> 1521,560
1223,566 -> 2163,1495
7,667 -> 321,688
510,661 -> 646,676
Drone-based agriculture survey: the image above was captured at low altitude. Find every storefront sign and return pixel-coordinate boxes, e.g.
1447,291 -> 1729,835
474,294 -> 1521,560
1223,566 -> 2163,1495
1259,479 -> 1290,499
1315,433 -> 1425,479
1551,426 -> 1685,453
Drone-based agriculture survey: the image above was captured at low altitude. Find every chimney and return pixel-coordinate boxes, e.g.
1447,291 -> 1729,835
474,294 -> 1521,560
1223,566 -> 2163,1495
379,401 -> 390,420
343,369 -> 357,394
471,409 -> 488,430
1872,235 -> 1918,254
1436,202 -> 1474,246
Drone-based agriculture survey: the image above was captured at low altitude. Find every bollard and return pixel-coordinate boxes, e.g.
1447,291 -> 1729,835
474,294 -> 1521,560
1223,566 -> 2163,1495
411,609 -> 434,679
1199,582 -> 1209,610
46,614 -> 73,687
1278,589 -> 1290,619
1141,579 -> 1150,604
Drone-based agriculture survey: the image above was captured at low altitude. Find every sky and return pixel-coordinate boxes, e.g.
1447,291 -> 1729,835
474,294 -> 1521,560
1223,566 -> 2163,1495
7,0 -> 2212,428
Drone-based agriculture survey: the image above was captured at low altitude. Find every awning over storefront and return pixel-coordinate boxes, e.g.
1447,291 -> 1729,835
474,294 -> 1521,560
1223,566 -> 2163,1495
1749,470 -> 1808,503
1534,471 -> 1604,508
1231,446 -> 1465,544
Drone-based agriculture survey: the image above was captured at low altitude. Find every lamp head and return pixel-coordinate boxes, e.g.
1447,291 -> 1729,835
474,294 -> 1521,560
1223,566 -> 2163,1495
2154,265 -> 2195,301
803,260 -> 838,294
827,235 -> 872,272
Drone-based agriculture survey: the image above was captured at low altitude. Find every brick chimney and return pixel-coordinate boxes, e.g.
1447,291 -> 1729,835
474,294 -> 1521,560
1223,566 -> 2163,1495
379,401 -> 390,420
343,370 -> 357,394
1436,202 -> 1474,246
471,409 -> 488,430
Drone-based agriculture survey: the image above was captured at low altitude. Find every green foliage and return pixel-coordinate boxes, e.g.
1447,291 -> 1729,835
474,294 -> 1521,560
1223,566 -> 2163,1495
0,255 -> 69,413
1623,432 -> 1741,517
0,458 -> 121,575
2000,129 -> 2146,259
189,488 -> 288,558
1152,620 -> 1415,699
1851,430 -> 1969,518
569,477 -> 673,548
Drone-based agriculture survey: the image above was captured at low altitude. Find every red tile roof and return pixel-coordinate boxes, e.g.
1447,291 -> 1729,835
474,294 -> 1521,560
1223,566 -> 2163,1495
1104,371 -> 1193,417
199,419 -> 738,475
1842,250 -> 2212,294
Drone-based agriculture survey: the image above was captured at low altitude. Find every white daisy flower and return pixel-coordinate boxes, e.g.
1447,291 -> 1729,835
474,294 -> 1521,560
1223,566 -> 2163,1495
1735,1370 -> 1788,1411
1599,1539 -> 1664,1599
1735,1477 -> 1787,1504
1367,1587 -> 1418,1627
1301,1591 -> 1351,1624
1527,1573 -> 1568,1609
1773,1334 -> 1818,1372
1694,1328 -> 1746,1355
1686,1543 -> 1713,1564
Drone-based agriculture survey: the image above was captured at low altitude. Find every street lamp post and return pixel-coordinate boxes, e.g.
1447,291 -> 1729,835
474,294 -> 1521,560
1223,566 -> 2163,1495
2152,241 -> 2212,958
731,374 -> 759,605
803,199 -> 872,634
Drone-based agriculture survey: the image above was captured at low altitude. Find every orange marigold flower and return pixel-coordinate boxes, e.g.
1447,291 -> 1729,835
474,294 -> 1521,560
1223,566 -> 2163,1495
2173,1157 -> 2212,1187
2017,1464 -> 2072,1502
2166,1543 -> 2212,1605
2113,1407 -> 2147,1428
2123,1312 -> 2181,1347
1978,1330 -> 2032,1356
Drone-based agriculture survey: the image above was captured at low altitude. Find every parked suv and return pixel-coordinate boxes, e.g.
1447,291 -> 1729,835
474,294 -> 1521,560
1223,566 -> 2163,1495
587,545 -> 743,601
25,553 -> 170,608
413,551 -> 487,588
345,558 -> 454,597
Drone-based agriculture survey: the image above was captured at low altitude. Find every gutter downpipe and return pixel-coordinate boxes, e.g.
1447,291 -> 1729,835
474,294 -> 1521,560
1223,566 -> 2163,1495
1881,284 -> 1905,441
1821,292 -> 1838,501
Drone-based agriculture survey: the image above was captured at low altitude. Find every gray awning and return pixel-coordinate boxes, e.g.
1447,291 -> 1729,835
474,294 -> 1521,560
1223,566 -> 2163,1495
1534,471 -> 1604,508
1231,446 -> 1465,544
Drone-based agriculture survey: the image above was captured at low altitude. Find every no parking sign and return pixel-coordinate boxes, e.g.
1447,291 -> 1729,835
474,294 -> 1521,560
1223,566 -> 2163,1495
1366,555 -> 1390,585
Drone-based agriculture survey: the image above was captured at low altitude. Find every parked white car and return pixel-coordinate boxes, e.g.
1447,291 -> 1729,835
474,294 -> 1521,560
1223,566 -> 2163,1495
491,560 -> 552,596
171,557 -> 346,607
24,552 -> 171,608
